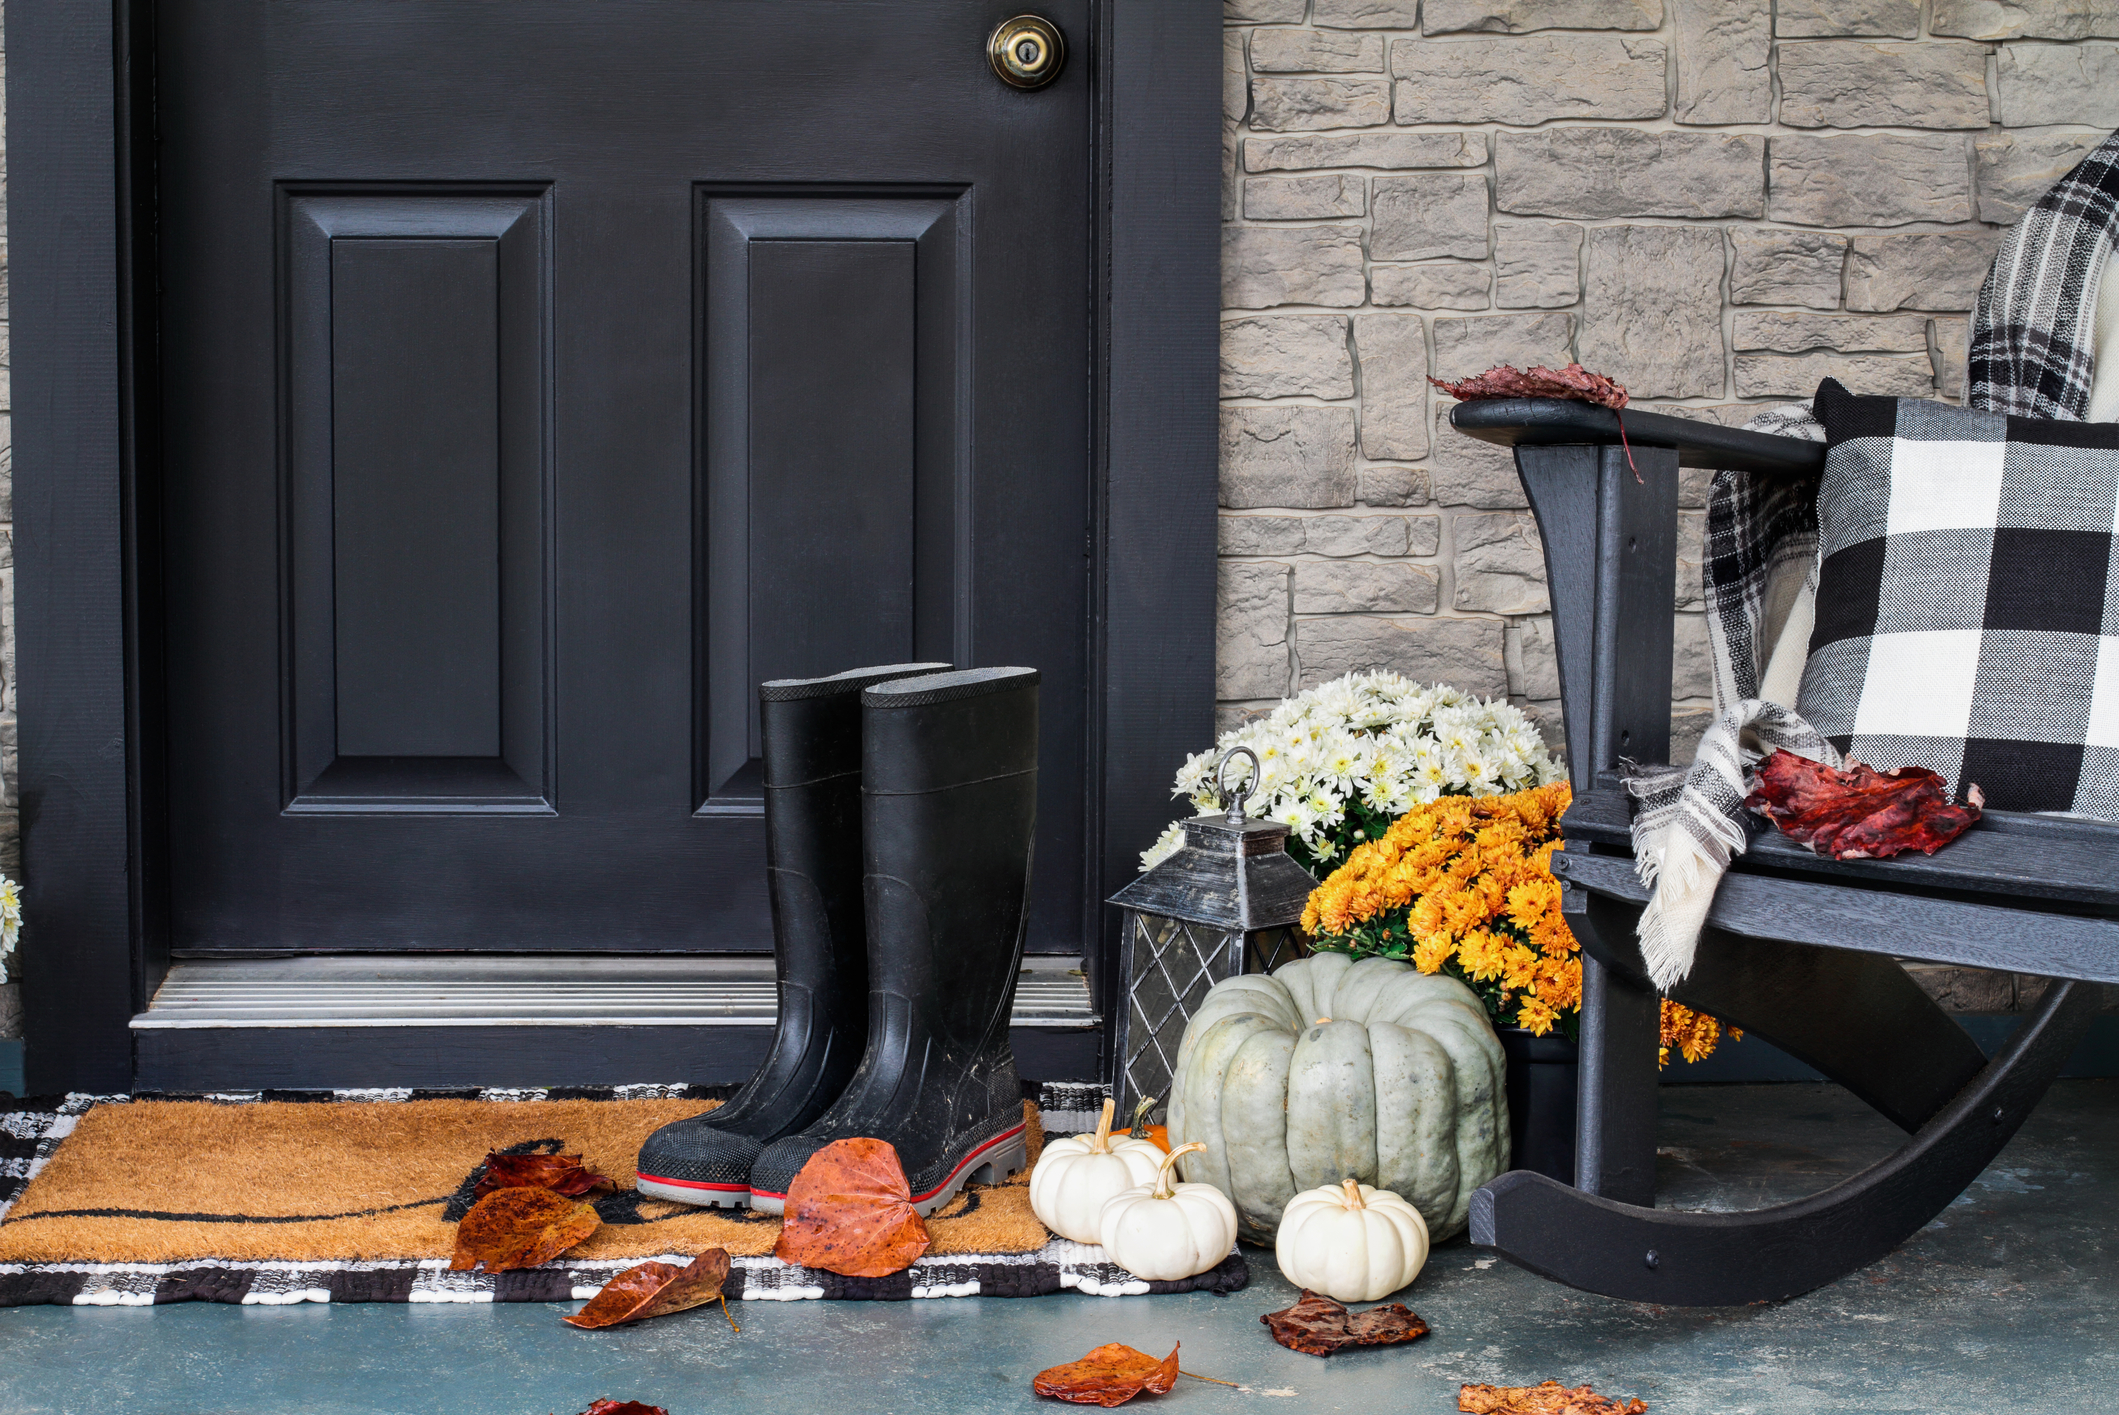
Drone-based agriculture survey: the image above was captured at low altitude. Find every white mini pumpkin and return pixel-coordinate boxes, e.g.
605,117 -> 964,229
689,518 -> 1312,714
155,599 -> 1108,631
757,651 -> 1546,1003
1029,1097 -> 1168,1243
1275,1177 -> 1430,1302
1098,1142 -> 1239,1281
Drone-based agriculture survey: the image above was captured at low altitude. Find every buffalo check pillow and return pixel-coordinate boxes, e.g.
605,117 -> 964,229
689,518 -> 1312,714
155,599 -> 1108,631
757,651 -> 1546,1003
1799,377 -> 2119,817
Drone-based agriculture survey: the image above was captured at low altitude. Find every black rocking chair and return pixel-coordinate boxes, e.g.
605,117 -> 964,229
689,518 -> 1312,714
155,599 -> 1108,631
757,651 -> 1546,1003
1453,399 -> 2119,1307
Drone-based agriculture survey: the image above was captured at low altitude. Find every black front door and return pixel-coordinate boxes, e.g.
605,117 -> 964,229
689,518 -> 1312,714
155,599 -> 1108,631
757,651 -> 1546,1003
156,3 -> 1092,955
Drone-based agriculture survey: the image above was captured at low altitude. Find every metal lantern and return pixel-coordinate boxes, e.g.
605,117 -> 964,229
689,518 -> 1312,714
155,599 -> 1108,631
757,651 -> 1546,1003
1107,747 -> 1318,1116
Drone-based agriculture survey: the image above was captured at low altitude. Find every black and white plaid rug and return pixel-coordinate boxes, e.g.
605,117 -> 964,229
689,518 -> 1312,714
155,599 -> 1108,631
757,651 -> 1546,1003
0,1082 -> 1247,1307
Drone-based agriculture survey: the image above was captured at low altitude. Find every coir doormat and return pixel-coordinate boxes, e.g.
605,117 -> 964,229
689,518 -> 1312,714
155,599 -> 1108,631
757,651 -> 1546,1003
0,1084 -> 1247,1307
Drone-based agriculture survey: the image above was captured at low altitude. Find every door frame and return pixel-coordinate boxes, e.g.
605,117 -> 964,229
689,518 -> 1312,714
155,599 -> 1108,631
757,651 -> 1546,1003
9,1 -> 1221,1093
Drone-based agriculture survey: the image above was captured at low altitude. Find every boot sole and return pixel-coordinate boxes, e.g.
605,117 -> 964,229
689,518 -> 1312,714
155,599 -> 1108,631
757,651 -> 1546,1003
634,1174 -> 753,1208
748,1123 -> 1029,1218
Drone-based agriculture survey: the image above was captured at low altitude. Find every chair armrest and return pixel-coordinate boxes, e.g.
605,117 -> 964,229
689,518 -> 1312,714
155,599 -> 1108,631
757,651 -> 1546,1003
1450,398 -> 1824,478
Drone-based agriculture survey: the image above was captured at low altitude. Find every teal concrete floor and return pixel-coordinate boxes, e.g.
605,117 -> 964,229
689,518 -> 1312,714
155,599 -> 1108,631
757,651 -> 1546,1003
0,1079 -> 2113,1415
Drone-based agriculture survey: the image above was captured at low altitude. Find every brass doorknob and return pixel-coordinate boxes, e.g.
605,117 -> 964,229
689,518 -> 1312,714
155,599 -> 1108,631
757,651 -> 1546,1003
989,15 -> 1065,90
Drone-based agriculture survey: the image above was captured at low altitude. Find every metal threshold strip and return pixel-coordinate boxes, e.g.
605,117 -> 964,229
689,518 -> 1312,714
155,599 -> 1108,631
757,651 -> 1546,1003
134,956 -> 1100,1030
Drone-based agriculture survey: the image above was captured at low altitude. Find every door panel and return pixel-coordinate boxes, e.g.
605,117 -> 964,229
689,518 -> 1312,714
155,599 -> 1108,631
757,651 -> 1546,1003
158,3 -> 1092,953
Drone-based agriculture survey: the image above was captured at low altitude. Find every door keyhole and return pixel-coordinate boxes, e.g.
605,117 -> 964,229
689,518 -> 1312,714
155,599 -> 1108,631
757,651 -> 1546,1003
989,15 -> 1065,89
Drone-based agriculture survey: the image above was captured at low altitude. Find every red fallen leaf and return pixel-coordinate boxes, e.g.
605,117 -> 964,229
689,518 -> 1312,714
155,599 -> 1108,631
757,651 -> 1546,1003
449,1187 -> 601,1273
475,1151 -> 616,1200
1428,362 -> 1629,411
563,1249 -> 734,1330
1032,1343 -> 1181,1407
773,1137 -> 932,1278
1460,1379 -> 1648,1414
1261,1289 -> 1430,1357
574,1402 -> 670,1415
1744,750 -> 1983,861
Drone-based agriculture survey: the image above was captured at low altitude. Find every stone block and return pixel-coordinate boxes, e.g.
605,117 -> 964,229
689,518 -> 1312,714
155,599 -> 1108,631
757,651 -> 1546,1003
1431,312 -> 1574,384
1295,614 -> 1509,696
1360,465 -> 1432,507
1226,0 -> 1308,20
1932,317 -> 1970,401
1308,514 -> 1425,557
1494,222 -> 1583,309
1976,132 -> 2110,224
1430,404 -> 1529,508
1294,561 -> 1442,615
1353,315 -> 1431,462
1219,515 -> 1308,557
1733,353 -> 1934,400
1775,0 -> 1919,36
1371,263 -> 1491,310
1454,513 -> 1549,615
1403,516 -> 1442,557
1676,509 -> 1706,610
1731,312 -> 1929,354
1225,29 -> 1249,124
1250,28 -> 1387,72
0,414 -> 13,525
1391,37 -> 1667,125
1579,226 -> 1726,400
1245,132 -> 1488,172
1672,0 -> 1772,125
1996,44 -> 2119,129
1220,406 -> 1361,509
1243,173 -> 1365,220
1728,230 -> 1847,309
1669,709 -> 1714,765
1312,0 -> 1423,24
1219,560 -> 1293,701
1843,232 -> 2002,313
1506,616 -> 1561,700
1223,122 -> 1240,223
1932,0 -> 2119,39
1769,134 -> 1972,228
1672,613 -> 1713,701
1223,226 -> 1367,309
1422,0 -> 1661,31
1251,76 -> 1393,131
1220,316 -> 1354,400
1495,130 -> 1765,220
1372,174 -> 1489,262
1777,41 -> 1989,129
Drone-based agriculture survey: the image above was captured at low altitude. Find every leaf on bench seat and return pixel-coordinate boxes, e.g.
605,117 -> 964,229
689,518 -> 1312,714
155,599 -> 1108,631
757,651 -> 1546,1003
1744,750 -> 1982,861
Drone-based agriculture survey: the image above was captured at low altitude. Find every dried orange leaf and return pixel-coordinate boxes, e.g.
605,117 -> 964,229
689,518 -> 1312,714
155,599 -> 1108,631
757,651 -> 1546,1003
1745,750 -> 1981,861
1429,362 -> 1629,410
450,1186 -> 600,1273
574,1402 -> 669,1415
1262,1290 -> 1430,1357
475,1151 -> 616,1199
1460,1380 -> 1648,1414
563,1249 -> 732,1329
773,1137 -> 931,1278
1032,1343 -> 1181,1407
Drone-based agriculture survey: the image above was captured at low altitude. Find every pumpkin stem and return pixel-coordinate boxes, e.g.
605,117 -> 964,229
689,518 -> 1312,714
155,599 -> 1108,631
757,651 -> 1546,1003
1155,1142 -> 1207,1200
1129,1093 -> 1159,1139
1090,1097 -> 1115,1154
1341,1176 -> 1366,1210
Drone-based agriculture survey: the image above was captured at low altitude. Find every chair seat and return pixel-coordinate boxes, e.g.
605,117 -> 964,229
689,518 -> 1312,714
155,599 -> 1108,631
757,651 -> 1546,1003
1562,781 -> 2119,914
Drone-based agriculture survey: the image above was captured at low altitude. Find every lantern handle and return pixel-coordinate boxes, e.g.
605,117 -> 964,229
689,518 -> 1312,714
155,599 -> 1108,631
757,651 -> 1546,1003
1216,746 -> 1260,824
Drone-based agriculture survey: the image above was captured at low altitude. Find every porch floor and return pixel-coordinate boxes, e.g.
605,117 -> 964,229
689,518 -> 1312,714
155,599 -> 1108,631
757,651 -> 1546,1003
0,1079 -> 2112,1414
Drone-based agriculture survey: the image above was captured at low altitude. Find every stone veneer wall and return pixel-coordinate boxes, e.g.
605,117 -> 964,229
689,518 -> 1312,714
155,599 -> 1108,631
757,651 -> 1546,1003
1215,0 -> 2118,766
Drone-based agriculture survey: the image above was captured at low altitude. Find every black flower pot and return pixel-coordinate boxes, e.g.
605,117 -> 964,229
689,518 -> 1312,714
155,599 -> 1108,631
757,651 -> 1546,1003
1497,1026 -> 1578,1185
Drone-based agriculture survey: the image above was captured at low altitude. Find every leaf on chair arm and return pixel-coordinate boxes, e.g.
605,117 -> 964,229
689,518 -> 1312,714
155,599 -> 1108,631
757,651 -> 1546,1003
772,1137 -> 932,1277
1032,1343 -> 1181,1406
1459,1379 -> 1648,1414
1743,750 -> 1982,860
1428,363 -> 1629,410
563,1249 -> 732,1329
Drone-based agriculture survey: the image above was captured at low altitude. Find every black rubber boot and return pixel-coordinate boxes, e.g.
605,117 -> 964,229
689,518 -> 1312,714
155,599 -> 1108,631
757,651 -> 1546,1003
748,667 -> 1039,1217
635,662 -> 949,1206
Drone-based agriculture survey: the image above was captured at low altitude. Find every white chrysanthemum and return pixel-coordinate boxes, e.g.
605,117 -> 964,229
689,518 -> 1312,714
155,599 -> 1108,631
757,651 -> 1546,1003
0,877 -> 21,985
1139,822 -> 1187,872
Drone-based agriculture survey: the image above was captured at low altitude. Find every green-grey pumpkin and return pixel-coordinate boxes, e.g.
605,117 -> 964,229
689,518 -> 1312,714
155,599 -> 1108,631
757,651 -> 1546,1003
1168,953 -> 1509,1243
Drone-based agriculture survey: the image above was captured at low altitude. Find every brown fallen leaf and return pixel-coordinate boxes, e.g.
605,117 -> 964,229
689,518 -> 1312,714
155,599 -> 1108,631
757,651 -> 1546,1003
1032,1343 -> 1181,1407
1428,362 -> 1628,411
474,1151 -> 617,1200
773,1137 -> 931,1278
1744,750 -> 1982,861
573,1402 -> 669,1415
1261,1289 -> 1430,1357
450,1187 -> 600,1273
1459,1379 -> 1647,1415
564,1249 -> 734,1330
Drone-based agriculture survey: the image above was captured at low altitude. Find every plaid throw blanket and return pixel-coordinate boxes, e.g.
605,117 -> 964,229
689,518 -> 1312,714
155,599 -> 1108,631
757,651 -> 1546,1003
1624,128 -> 2119,990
